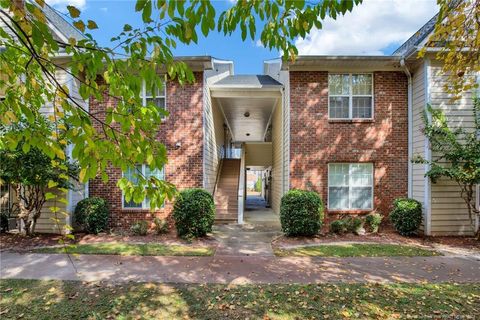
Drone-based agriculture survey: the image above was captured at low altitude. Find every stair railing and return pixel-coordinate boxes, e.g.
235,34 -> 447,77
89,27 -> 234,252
212,158 -> 223,196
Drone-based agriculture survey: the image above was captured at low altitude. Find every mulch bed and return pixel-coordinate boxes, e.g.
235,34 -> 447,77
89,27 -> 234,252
272,224 -> 479,251
0,229 -> 217,252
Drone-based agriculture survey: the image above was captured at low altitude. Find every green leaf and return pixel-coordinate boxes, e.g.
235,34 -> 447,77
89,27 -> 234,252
87,20 -> 98,30
67,5 -> 81,18
142,0 -> 153,22
73,20 -> 85,33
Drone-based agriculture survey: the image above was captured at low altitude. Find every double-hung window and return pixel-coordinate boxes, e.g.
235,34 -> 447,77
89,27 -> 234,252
122,164 -> 165,209
328,74 -> 373,119
142,78 -> 167,111
328,163 -> 373,210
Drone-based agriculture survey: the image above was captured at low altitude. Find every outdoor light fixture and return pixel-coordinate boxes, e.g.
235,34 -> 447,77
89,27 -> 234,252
175,142 -> 181,149
244,111 -> 250,117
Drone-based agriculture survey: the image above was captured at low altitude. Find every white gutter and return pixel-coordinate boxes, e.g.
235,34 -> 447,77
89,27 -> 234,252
400,58 -> 413,198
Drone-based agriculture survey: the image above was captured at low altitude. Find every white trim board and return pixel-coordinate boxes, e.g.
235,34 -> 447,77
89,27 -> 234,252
423,58 -> 432,236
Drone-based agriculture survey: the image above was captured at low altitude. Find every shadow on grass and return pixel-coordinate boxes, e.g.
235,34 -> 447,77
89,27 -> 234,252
32,242 -> 214,256
0,279 -> 478,320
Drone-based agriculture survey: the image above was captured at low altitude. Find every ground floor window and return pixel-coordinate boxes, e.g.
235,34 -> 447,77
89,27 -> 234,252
328,163 -> 373,210
122,165 -> 165,209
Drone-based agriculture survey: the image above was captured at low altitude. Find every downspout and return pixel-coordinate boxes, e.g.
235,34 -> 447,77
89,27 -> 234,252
400,58 -> 413,198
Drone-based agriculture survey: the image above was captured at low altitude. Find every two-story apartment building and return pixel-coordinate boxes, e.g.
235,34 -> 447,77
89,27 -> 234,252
1,7 -> 478,235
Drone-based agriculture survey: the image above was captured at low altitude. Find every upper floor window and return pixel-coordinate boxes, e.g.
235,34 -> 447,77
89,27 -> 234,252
328,74 -> 373,119
142,78 -> 166,110
122,164 -> 165,209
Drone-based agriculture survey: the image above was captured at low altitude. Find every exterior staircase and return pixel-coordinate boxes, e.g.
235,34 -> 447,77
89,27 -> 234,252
214,159 -> 240,224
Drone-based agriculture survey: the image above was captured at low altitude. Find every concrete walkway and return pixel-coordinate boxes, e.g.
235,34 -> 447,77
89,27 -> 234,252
212,195 -> 281,257
2,195 -> 480,284
1,252 -> 479,284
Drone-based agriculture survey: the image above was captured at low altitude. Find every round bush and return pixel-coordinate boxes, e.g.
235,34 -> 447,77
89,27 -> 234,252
389,198 -> 422,236
74,197 -> 109,234
173,188 -> 215,238
280,189 -> 324,237
131,220 -> 148,236
0,210 -> 9,233
346,217 -> 364,233
330,219 -> 347,234
365,212 -> 383,233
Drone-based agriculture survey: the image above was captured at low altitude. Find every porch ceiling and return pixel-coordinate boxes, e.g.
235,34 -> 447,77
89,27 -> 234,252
215,96 -> 278,142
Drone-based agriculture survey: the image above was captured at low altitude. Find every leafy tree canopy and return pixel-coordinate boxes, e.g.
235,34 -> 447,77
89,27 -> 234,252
0,120 -> 79,234
0,0 -> 361,208
420,0 -> 480,96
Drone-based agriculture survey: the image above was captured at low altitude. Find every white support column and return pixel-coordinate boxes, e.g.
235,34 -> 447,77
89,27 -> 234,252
238,144 -> 246,224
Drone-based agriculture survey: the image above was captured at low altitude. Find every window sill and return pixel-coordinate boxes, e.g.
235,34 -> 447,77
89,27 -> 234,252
327,209 -> 373,215
328,119 -> 375,124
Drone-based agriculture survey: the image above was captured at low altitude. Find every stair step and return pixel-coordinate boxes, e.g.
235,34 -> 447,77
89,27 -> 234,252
215,214 -> 237,220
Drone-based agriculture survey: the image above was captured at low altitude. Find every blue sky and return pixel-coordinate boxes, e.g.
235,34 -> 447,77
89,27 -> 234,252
47,0 -> 438,74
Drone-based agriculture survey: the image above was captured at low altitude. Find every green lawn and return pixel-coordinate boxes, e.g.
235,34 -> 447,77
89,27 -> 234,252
32,242 -> 214,256
274,243 -> 441,257
0,279 -> 478,319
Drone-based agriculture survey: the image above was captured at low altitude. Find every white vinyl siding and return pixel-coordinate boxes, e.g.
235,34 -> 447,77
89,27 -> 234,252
271,100 -> 283,214
203,62 -> 232,193
428,59 -> 477,235
328,74 -> 373,119
36,189 -> 68,234
328,163 -> 373,210
122,165 -> 165,209
411,62 -> 427,232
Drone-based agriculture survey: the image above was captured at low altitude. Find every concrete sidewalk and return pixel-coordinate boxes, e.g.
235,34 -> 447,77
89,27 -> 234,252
1,251 -> 479,284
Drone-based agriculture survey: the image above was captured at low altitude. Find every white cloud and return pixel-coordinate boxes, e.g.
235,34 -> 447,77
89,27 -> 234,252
46,0 -> 87,10
99,7 -> 108,12
255,39 -> 264,48
295,0 -> 438,55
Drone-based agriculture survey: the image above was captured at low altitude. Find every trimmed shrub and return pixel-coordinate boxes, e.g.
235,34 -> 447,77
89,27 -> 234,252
74,197 -> 109,234
365,212 -> 383,233
173,188 -> 215,239
330,219 -> 347,234
131,220 -> 148,236
0,210 -> 9,233
346,217 -> 364,234
153,217 -> 169,235
389,198 -> 422,236
280,189 -> 324,237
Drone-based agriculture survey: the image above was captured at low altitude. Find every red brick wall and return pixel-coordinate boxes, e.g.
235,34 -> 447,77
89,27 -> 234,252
88,72 -> 204,230
289,71 -> 408,216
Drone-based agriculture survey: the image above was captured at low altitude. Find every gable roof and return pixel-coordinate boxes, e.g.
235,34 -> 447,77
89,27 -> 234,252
392,13 -> 438,57
41,3 -> 86,42
212,75 -> 282,89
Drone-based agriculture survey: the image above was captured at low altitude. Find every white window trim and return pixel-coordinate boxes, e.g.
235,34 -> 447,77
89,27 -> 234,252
328,73 -> 374,120
142,76 -> 167,116
327,163 -> 374,211
121,165 -> 165,210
